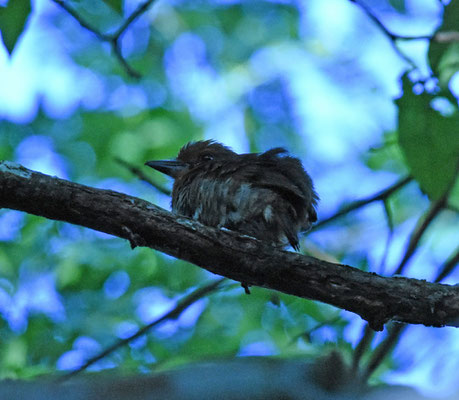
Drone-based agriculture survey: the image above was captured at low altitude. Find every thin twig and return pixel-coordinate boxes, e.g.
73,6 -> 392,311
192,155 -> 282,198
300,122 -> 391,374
58,278 -> 226,381
114,0 -> 157,38
350,0 -> 432,41
52,0 -> 111,41
52,0 -> 158,78
349,0 -> 432,69
313,176 -> 412,230
115,157 -> 171,195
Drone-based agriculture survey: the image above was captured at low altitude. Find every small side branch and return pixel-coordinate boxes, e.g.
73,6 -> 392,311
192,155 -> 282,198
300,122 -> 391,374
313,176 -> 412,229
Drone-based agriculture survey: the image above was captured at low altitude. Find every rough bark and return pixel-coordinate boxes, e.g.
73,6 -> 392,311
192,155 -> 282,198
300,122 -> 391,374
0,161 -> 458,331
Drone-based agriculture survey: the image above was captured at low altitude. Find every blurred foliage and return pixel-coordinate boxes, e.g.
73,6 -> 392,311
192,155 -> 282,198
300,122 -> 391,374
0,0 -> 458,396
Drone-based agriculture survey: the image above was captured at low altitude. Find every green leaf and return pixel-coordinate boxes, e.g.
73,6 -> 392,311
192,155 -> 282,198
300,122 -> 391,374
396,74 -> 459,202
103,0 -> 123,14
428,0 -> 459,87
0,0 -> 32,55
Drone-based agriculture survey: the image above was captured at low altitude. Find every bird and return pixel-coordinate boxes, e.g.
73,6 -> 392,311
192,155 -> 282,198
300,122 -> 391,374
145,140 -> 318,251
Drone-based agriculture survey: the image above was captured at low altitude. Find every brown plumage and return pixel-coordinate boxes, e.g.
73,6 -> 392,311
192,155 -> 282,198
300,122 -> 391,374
145,140 -> 318,250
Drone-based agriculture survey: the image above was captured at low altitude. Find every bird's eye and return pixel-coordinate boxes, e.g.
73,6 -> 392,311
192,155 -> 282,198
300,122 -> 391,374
200,154 -> 214,162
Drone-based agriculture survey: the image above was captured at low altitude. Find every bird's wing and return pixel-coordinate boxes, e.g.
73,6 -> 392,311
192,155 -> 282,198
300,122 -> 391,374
234,151 -> 318,227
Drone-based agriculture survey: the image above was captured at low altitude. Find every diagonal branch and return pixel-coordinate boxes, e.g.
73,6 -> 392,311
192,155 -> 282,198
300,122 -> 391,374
0,161 -> 458,331
361,196 -> 459,381
353,248 -> 459,382
361,323 -> 405,382
313,175 -> 412,230
359,248 -> 459,382
393,169 -> 457,275
52,0 -> 111,41
59,277 -> 226,381
352,176 -> 457,377
113,0 -> 157,39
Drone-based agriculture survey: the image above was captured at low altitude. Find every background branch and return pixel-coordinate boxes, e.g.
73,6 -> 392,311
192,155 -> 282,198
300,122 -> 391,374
361,323 -> 405,382
115,157 -> 171,195
435,248 -> 459,283
312,175 -> 412,230
349,0 -> 432,69
52,0 -> 159,78
114,0 -> 157,38
61,278 -> 226,380
393,173 -> 456,275
359,254 -> 459,382
52,0 -> 111,41
1,162 -> 458,331
357,200 -> 459,381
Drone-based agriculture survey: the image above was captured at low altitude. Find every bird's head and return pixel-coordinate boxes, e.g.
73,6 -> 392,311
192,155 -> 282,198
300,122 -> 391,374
145,140 -> 236,179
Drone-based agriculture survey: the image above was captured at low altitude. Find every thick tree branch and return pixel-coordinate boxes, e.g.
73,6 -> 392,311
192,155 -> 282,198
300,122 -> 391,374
0,161 -> 458,331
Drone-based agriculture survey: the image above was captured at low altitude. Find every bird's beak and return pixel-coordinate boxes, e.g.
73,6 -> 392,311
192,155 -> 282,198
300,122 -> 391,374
145,159 -> 187,178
